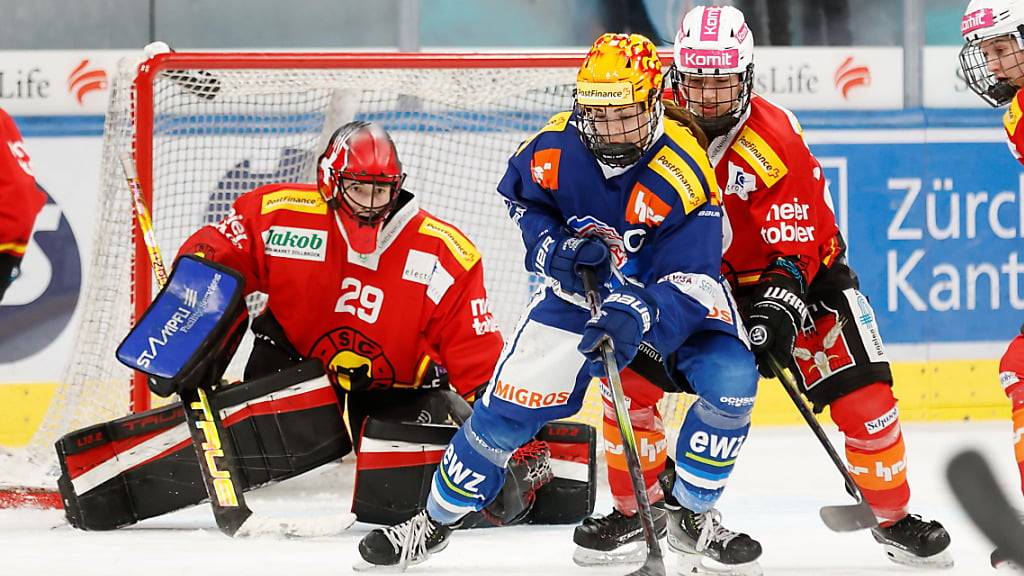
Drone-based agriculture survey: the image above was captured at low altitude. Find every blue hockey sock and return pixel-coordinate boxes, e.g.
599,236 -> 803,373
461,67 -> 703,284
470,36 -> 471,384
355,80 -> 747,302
672,398 -> 750,513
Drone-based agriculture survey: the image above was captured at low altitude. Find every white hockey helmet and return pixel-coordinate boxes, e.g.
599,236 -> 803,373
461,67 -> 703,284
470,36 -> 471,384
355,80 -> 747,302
959,0 -> 1024,106
671,5 -> 755,133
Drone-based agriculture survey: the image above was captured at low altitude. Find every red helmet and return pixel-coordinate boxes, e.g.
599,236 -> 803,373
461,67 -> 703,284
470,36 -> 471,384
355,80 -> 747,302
317,121 -> 406,253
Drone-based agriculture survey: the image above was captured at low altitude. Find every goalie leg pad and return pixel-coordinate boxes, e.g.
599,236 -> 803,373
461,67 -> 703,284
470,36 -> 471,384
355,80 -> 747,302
354,418 -> 595,527
57,359 -> 348,530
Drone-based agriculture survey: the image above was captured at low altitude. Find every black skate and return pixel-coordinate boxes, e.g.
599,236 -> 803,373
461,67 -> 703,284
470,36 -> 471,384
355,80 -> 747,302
354,510 -> 453,571
666,504 -> 762,576
870,513 -> 952,568
992,547 -> 1024,572
572,506 -> 668,566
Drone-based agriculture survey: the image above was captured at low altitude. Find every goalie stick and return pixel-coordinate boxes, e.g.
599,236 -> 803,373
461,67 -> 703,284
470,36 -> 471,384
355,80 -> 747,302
119,154 -> 354,538
947,449 -> 1024,568
581,268 -> 666,576
765,354 -> 878,532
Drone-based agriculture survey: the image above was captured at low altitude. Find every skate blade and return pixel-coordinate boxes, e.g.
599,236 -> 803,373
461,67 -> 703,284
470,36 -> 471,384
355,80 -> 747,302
352,554 -> 430,573
879,544 -> 954,569
676,550 -> 762,576
573,542 -> 650,567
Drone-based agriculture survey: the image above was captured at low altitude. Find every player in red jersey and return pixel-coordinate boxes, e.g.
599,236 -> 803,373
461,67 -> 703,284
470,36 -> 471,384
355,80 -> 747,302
0,107 -> 45,303
177,120 -> 503,439
667,5 -> 951,568
960,0 -> 1024,568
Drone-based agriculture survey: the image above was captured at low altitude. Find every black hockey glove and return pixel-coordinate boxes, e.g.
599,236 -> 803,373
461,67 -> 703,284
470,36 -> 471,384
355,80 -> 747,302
528,228 -> 611,296
748,259 -> 810,378
0,253 -> 21,304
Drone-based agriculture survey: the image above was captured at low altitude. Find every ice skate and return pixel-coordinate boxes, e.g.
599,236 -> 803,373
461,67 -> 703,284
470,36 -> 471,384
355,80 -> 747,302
992,548 -> 1024,572
666,503 -> 762,576
572,506 -> 668,566
870,513 -> 952,569
354,510 -> 453,571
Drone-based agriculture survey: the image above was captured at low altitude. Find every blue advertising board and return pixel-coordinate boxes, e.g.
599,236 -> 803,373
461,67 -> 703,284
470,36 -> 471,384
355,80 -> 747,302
811,128 -> 1022,344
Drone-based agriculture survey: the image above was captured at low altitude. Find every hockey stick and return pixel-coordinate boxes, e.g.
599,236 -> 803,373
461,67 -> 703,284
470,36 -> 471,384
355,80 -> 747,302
581,269 -> 665,576
120,153 -> 252,535
947,449 -> 1024,567
120,154 -> 355,537
765,354 -> 877,532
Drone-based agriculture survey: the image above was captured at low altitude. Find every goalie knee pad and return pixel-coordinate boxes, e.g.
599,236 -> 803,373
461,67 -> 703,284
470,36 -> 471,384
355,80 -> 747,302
56,360 -> 348,530
829,382 -> 909,523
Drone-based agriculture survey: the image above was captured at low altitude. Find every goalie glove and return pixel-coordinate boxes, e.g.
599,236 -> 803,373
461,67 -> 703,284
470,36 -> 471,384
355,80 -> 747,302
482,440 -> 554,526
748,258 -> 810,378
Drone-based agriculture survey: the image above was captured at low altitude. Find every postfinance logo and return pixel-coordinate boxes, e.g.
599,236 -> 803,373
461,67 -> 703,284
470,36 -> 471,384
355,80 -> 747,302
731,127 -> 787,187
260,189 -> 327,215
649,146 -> 707,214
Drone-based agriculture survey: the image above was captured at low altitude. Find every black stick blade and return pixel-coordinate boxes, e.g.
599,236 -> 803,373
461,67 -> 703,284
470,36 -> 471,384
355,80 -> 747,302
947,449 -> 1024,568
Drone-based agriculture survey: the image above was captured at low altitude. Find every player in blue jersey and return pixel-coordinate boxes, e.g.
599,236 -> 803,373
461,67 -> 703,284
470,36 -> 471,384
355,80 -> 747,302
355,33 -> 762,574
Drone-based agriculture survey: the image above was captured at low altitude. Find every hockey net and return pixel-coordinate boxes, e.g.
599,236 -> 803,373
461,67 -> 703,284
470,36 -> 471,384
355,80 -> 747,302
3,51 -> 693,500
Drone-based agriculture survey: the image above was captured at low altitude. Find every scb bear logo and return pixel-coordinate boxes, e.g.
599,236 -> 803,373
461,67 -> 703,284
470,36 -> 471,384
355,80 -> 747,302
0,186 -> 81,362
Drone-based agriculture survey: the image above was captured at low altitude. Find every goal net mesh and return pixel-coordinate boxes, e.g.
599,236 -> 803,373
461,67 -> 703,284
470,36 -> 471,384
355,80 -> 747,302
7,53 -> 693,489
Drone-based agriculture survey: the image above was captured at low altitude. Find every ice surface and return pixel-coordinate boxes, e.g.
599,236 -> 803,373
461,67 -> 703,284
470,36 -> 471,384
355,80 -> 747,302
2,420 -> 1016,575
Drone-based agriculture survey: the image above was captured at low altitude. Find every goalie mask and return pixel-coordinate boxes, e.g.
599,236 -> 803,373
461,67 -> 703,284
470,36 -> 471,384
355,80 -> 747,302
574,33 -> 664,168
671,5 -> 755,136
960,0 -> 1024,107
317,121 -> 406,254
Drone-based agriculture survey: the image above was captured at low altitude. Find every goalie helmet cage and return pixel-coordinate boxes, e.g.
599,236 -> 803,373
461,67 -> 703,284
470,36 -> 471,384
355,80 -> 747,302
5,50 -> 693,498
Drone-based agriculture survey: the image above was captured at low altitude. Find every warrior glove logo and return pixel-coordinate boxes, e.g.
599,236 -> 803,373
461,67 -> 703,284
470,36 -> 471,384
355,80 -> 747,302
748,325 -> 768,347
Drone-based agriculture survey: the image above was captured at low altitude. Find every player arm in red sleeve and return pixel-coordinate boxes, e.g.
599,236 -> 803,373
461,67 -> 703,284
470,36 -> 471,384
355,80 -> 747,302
1003,89 -> 1024,165
176,193 -> 264,294
0,110 -> 46,301
424,260 -> 503,402
745,143 -> 834,375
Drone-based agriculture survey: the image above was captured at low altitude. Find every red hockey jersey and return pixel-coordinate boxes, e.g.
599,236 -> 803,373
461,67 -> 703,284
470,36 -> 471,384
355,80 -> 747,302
1003,89 -> 1024,165
709,96 -> 843,290
0,108 -> 45,259
178,183 -> 503,398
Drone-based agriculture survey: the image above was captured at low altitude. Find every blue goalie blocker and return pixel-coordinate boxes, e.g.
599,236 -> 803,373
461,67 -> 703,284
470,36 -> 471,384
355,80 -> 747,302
116,255 -> 248,397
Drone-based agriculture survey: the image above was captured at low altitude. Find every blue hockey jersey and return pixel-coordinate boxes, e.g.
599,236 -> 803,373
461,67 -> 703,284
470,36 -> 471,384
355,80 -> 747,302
497,110 -> 744,355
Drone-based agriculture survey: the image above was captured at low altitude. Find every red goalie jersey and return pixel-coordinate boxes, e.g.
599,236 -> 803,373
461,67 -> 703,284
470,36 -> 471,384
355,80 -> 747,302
178,183 -> 503,398
0,108 -> 45,263
712,96 -> 844,292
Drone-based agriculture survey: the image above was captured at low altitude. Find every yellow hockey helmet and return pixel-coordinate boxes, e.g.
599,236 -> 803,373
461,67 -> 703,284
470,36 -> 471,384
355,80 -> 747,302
575,33 -> 664,167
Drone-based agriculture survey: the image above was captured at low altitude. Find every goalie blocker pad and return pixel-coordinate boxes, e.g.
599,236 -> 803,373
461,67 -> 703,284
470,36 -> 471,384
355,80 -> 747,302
56,360 -> 348,530
116,255 -> 248,398
353,418 -> 596,526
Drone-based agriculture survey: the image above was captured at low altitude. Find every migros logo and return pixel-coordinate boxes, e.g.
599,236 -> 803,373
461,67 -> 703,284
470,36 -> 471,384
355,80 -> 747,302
494,380 -> 570,409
